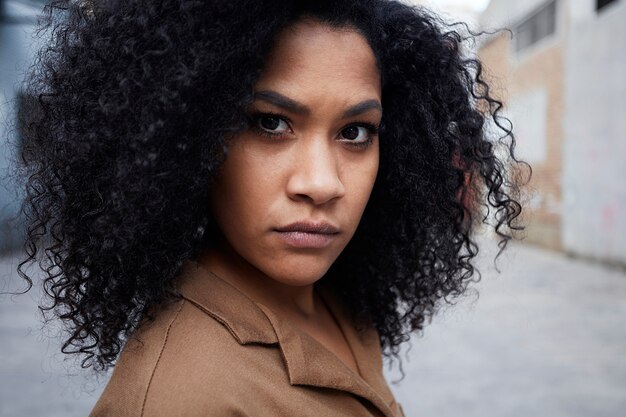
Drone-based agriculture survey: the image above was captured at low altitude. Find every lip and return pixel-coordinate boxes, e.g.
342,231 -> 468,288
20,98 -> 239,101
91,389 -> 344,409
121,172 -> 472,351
274,221 -> 340,248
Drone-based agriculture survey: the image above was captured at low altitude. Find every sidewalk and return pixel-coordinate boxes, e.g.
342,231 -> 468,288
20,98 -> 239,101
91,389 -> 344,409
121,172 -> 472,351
0,255 -> 107,417
1,241 -> 625,417
385,240 -> 626,417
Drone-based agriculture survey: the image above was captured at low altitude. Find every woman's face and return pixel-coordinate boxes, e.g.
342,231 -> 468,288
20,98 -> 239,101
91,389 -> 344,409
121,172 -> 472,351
208,20 -> 381,287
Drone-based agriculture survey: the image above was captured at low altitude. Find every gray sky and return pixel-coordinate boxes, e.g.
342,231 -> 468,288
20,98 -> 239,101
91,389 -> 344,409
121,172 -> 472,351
408,0 -> 491,27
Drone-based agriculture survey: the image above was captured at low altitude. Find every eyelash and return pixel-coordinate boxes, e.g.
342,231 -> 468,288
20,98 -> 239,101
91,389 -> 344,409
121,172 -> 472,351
248,111 -> 379,149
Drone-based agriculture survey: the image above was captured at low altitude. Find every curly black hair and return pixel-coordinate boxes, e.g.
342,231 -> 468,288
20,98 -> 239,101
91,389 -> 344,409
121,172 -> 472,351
14,0 -> 528,371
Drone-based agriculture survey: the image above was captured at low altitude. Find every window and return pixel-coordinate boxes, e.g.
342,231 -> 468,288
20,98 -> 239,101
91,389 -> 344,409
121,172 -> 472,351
514,1 -> 557,53
596,0 -> 619,12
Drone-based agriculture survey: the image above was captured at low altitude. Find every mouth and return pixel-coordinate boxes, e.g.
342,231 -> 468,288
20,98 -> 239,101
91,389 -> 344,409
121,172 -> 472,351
274,221 -> 340,248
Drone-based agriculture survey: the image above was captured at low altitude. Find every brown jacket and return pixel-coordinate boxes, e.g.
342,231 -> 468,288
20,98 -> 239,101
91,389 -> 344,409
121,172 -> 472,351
89,260 -> 405,417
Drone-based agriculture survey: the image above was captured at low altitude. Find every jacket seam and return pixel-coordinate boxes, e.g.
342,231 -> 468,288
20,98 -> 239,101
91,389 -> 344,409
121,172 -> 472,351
140,299 -> 184,417
182,296 -> 245,344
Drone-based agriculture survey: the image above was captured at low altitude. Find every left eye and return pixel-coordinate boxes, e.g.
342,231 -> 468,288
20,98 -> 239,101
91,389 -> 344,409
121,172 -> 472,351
340,126 -> 369,142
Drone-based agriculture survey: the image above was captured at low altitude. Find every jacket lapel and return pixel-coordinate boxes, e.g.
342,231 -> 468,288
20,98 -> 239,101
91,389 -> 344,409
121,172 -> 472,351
176,260 -> 397,417
318,287 -> 398,408
256,302 -> 397,417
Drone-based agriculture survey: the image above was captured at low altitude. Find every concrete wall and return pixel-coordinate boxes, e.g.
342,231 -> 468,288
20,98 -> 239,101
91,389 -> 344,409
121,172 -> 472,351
562,1 -> 626,264
481,0 -> 557,28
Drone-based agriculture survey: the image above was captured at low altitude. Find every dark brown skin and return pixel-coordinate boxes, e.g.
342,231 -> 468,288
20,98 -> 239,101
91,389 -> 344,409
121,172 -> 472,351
198,19 -> 381,374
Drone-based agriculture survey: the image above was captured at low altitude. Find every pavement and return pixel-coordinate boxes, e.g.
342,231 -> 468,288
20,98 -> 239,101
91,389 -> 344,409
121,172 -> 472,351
1,239 -> 625,417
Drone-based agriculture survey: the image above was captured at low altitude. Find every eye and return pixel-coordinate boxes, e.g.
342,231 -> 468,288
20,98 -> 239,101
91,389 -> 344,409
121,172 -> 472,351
339,124 -> 378,145
256,115 -> 290,134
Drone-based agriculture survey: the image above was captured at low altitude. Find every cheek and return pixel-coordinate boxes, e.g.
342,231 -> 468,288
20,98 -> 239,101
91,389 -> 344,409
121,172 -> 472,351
344,147 -> 379,217
209,146 -> 277,234
356,143 -> 379,195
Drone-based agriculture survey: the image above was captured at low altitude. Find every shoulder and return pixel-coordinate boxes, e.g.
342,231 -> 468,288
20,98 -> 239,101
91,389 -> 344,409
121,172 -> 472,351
141,298 -> 286,416
89,298 -> 284,417
88,298 -> 185,417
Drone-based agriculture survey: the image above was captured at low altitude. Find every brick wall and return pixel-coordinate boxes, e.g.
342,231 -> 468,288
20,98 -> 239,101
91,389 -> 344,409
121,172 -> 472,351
479,33 -> 565,250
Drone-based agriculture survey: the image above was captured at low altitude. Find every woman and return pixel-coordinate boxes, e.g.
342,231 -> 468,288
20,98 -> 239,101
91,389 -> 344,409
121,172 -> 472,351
16,0 -> 526,416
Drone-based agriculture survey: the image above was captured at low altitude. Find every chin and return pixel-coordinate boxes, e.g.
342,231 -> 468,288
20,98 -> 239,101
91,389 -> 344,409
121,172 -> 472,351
261,259 -> 334,287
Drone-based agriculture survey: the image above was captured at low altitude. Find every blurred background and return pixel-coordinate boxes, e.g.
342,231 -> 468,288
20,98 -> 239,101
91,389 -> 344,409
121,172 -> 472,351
1,0 -> 624,416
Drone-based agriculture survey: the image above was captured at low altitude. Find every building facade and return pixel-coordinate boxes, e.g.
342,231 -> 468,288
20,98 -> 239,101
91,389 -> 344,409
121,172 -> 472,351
479,0 -> 625,265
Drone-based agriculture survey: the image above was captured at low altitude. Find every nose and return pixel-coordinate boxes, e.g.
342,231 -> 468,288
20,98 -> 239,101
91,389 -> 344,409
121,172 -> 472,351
286,135 -> 346,205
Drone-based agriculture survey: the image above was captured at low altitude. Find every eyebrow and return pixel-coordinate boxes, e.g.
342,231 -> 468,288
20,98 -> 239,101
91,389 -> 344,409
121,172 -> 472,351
253,90 -> 382,119
342,99 -> 383,119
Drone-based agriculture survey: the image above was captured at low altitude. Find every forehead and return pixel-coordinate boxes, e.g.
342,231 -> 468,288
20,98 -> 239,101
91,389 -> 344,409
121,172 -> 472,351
254,19 -> 381,101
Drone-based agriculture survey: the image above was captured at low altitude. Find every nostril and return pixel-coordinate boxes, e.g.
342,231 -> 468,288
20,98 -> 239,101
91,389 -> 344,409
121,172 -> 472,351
286,171 -> 345,205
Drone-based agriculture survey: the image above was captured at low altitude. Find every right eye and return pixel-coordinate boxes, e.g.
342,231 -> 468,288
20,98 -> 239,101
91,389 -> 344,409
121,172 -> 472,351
255,115 -> 290,135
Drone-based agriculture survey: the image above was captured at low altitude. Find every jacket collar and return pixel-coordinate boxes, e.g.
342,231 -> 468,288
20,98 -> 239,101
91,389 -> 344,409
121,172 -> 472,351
175,259 -> 397,417
175,259 -> 278,345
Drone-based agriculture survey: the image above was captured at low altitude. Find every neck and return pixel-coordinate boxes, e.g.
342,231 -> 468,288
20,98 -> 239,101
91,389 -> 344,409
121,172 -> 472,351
197,242 -> 321,320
